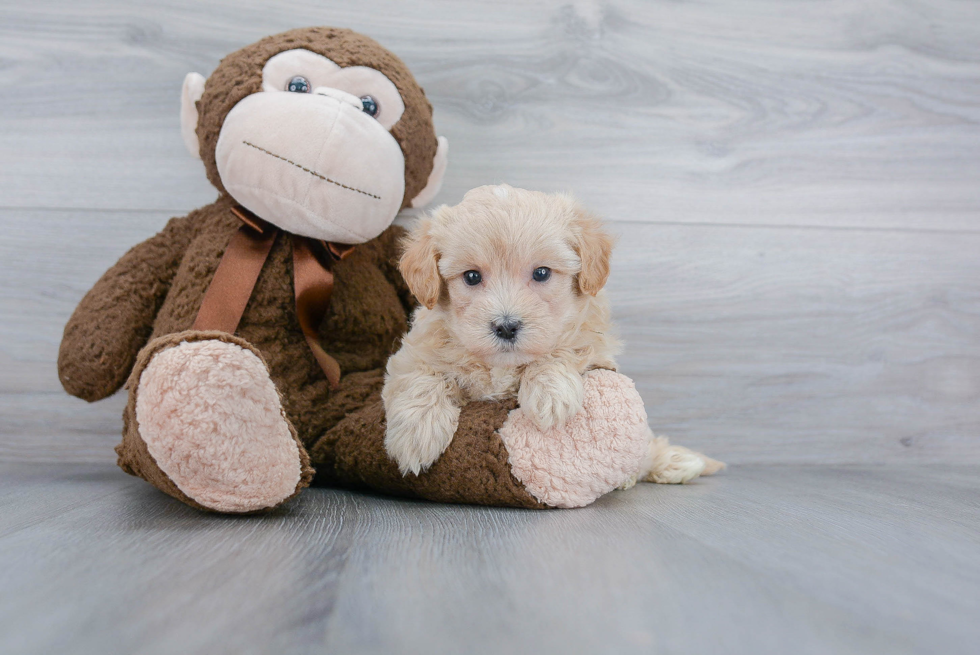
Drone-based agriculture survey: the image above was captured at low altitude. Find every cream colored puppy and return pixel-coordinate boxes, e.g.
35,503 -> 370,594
383,185 -> 723,482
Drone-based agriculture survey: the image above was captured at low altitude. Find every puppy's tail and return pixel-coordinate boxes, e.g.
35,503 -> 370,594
639,433 -> 726,485
701,455 -> 726,476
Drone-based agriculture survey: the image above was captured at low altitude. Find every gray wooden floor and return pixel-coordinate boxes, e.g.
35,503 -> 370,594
1,462 -> 978,655
1,1 -> 979,653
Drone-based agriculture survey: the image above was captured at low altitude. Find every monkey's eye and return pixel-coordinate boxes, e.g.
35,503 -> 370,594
360,95 -> 380,118
532,267 -> 551,282
286,76 -> 311,93
462,270 -> 482,286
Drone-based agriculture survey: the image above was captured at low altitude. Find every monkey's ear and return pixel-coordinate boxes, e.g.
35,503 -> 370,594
180,72 -> 206,160
399,219 -> 442,309
571,205 -> 615,296
410,136 -> 449,208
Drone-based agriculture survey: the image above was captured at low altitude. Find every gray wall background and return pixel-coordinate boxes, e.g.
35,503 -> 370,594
2,0 -> 978,465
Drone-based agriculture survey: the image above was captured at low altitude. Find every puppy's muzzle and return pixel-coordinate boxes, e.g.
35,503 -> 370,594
491,317 -> 522,342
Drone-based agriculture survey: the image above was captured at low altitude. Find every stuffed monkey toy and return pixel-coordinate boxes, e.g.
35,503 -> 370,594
58,27 -> 653,513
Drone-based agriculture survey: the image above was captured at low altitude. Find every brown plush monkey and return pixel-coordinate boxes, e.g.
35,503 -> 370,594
58,27 -> 652,513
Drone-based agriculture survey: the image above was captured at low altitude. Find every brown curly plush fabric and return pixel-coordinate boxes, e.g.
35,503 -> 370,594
196,27 -> 437,208
59,197 -> 542,509
57,27 -> 547,511
314,393 -> 545,508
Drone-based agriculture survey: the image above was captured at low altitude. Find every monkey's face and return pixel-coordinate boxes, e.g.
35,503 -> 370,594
213,49 -> 407,243
182,30 -> 447,244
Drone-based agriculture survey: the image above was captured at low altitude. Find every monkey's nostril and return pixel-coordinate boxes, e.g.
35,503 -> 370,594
492,318 -> 522,342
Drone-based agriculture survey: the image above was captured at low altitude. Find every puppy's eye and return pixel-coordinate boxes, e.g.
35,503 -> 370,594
463,270 -> 482,286
532,267 -> 551,282
286,76 -> 311,93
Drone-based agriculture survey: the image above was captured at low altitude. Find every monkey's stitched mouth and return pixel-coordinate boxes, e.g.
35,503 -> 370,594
242,140 -> 381,200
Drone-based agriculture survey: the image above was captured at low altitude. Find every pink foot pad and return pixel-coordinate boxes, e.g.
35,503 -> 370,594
135,339 -> 302,512
499,369 -> 649,508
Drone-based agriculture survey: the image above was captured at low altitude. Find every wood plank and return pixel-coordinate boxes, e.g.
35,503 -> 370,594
0,462 -> 977,654
2,209 -> 978,465
3,3 -> 979,654
610,221 -> 980,464
0,0 -> 978,230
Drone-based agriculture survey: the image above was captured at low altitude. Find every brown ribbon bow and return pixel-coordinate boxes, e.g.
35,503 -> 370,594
192,205 -> 353,389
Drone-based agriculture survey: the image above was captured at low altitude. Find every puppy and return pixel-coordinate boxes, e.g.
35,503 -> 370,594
383,185 -> 723,483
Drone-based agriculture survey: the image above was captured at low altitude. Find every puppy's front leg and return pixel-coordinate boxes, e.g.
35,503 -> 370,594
519,357 -> 585,431
383,367 -> 461,476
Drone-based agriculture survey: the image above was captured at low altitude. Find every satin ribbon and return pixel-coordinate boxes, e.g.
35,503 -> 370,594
192,205 -> 352,389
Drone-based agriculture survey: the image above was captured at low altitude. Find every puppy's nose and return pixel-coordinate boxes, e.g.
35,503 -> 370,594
492,318 -> 522,341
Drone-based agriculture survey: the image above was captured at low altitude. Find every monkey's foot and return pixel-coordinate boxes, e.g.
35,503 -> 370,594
499,369 -> 649,508
134,336 -> 307,513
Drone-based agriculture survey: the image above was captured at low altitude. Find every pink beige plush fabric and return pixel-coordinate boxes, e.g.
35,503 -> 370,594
58,27 -> 651,513
500,369 -> 649,508
136,338 -> 303,513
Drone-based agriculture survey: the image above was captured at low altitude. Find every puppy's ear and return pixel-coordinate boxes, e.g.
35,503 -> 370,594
399,219 -> 442,309
570,206 -> 614,296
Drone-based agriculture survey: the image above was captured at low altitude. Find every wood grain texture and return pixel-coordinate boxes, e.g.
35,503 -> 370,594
1,3 -> 979,651
3,207 -> 978,464
0,462 -> 978,655
0,1 -> 978,229
610,221 -> 980,464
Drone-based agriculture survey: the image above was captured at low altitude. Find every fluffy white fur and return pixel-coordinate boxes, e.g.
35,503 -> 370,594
383,185 -> 723,483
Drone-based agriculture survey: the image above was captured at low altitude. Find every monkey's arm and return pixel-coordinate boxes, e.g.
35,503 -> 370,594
310,368 -> 651,509
311,382 -> 546,508
58,214 -> 197,402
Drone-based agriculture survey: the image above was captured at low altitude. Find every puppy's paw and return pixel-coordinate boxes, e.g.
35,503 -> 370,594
519,362 -> 585,431
384,399 -> 461,476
